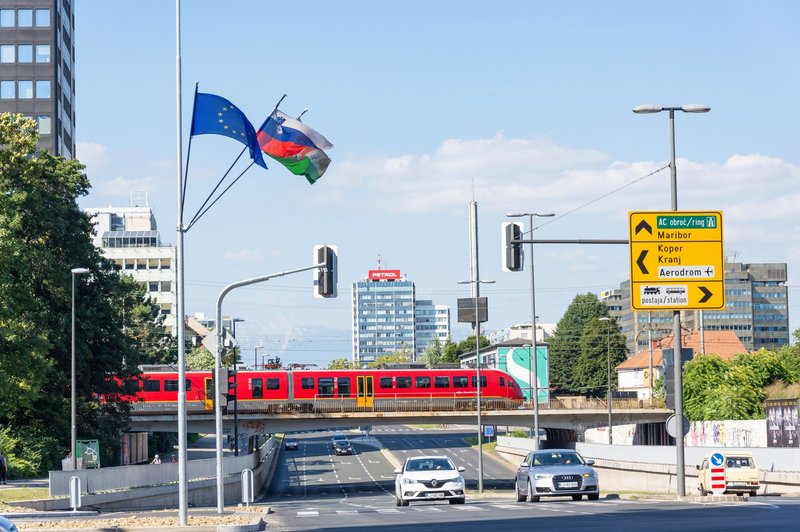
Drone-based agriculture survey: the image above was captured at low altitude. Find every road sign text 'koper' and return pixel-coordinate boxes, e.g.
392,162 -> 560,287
629,211 -> 725,310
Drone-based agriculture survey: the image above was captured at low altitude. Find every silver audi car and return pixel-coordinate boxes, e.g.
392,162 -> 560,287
515,449 -> 599,502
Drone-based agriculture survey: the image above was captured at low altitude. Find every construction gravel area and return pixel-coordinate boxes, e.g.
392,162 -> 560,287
2,503 -> 267,530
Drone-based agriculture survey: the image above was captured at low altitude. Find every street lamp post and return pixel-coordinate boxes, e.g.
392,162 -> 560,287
633,103 -> 709,496
599,317 -> 613,444
230,318 -> 244,457
507,211 -> 554,450
70,267 -> 90,470
458,279 -> 494,493
254,345 -> 264,369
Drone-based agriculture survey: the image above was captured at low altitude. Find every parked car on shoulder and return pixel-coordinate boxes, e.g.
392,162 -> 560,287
284,438 -> 299,450
515,449 -> 599,502
394,455 -> 466,506
697,451 -> 760,496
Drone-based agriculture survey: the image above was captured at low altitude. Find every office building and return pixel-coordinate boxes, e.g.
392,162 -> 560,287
351,268 -> 450,365
85,198 -> 176,333
601,261 -> 790,355
414,299 -> 451,360
0,0 -> 75,157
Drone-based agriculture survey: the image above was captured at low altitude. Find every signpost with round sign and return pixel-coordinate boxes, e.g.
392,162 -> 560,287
708,451 -> 727,495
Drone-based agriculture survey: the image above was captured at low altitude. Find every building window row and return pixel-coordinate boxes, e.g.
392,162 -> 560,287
0,43 -> 51,63
148,281 -> 172,293
0,79 -> 50,99
0,8 -> 50,28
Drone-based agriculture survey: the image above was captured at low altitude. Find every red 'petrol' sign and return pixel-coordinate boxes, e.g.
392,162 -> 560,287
368,270 -> 401,280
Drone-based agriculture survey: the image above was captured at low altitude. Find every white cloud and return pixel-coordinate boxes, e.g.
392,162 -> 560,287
76,142 -> 108,168
95,175 -> 163,197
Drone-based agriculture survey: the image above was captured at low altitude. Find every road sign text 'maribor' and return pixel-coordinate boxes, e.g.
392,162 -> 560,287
629,211 -> 725,311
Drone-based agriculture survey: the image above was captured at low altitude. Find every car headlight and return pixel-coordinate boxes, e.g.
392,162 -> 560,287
403,477 -> 418,485
583,470 -> 597,478
453,476 -> 464,486
534,473 -> 552,480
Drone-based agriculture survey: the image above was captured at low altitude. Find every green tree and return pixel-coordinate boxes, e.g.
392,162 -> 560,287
548,293 -> 610,394
441,337 -> 462,364
186,345 -> 215,370
422,338 -> 444,368
574,317 -> 628,395
0,114 -> 167,471
328,358 -> 356,369
368,352 -> 410,368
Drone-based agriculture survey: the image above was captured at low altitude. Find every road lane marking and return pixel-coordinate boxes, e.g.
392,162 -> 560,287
453,505 -> 487,511
377,509 -> 402,514
413,506 -> 444,512
297,511 -> 319,517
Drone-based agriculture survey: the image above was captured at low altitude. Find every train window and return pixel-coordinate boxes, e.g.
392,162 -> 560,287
434,376 -> 450,388
252,378 -> 263,399
396,376 -> 412,389
499,376 -> 505,386
415,376 -> 431,388
318,378 -> 334,397
301,377 -> 315,390
453,376 -> 468,388
338,377 -> 351,397
143,380 -> 160,392
164,379 -> 192,392
266,378 -> 280,390
472,376 -> 487,388
379,377 -> 393,389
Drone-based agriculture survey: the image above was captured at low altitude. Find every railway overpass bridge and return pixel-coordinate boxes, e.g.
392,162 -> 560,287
128,403 -> 671,437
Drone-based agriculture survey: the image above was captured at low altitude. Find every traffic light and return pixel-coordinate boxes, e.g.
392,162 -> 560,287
502,222 -> 524,272
313,245 -> 338,298
215,367 -> 229,408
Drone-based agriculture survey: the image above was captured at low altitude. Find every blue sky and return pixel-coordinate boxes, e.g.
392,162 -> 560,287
75,1 -> 800,365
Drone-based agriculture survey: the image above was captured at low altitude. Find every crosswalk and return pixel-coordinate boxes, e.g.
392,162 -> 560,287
291,498 -> 647,518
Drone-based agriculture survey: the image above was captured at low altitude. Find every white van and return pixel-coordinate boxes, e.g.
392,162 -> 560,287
697,452 -> 760,496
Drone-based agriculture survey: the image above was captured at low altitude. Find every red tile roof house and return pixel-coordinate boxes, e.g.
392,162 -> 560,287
616,330 -> 747,400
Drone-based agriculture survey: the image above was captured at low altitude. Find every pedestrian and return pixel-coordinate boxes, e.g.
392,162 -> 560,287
0,450 -> 7,484
150,454 -> 161,464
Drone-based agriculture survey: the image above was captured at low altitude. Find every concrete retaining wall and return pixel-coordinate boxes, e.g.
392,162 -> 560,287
495,436 -> 800,495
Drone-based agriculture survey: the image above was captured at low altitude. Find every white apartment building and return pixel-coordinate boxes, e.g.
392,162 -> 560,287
85,203 -> 176,334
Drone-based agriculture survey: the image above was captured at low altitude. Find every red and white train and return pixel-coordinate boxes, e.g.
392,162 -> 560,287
119,367 -> 524,414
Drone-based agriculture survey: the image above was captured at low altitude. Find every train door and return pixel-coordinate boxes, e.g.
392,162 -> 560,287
204,377 -> 214,411
357,375 -> 374,408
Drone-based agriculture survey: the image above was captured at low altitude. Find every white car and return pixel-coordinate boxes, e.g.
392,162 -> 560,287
394,456 -> 466,506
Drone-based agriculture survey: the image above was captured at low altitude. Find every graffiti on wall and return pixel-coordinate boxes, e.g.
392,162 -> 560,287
687,420 -> 765,447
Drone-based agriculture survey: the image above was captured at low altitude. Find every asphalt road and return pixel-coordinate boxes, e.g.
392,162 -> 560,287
262,425 -> 800,531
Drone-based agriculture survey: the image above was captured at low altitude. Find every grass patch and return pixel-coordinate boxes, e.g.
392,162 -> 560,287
462,436 -> 498,452
0,487 -> 49,503
408,424 -> 439,429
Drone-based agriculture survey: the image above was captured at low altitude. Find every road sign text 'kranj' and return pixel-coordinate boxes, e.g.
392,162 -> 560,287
629,211 -> 725,311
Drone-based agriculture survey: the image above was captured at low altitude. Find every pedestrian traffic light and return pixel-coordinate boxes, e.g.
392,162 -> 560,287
502,222 -> 524,272
313,245 -> 338,298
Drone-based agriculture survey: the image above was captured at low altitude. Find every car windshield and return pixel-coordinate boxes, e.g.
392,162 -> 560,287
333,435 -> 347,441
532,452 -> 584,466
335,441 -> 350,447
406,458 -> 455,472
726,457 -> 754,468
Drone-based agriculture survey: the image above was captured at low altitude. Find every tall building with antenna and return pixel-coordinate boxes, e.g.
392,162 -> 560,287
351,256 -> 450,365
0,1 -> 75,157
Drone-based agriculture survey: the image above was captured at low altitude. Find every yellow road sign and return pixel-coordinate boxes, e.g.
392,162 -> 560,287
629,211 -> 725,310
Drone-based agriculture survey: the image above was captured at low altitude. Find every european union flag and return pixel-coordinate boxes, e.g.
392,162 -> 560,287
190,92 -> 267,169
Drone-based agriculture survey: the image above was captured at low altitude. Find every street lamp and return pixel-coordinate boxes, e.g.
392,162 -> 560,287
599,317 -> 613,445
633,103 -> 709,495
229,318 -> 245,457
254,345 -> 264,369
70,267 -> 90,470
458,278 -> 494,493
506,211 -> 554,450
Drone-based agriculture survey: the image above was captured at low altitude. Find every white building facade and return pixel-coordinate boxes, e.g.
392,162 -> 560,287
85,203 -> 176,334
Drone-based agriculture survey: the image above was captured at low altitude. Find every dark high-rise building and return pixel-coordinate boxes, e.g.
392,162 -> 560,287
0,0 -> 74,157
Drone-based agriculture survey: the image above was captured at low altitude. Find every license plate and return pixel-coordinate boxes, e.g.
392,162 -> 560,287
426,493 -> 445,499
559,482 -> 579,488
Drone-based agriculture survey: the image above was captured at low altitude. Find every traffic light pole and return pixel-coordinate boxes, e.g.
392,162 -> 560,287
213,260 -> 327,514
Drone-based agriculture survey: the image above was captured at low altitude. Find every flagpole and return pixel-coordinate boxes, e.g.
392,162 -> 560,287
174,0 -> 188,526
256,93 -> 287,130
296,108 -> 308,121
181,82 -> 199,214
186,162 -> 255,230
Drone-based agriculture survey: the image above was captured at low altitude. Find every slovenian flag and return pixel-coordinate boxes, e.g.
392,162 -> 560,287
257,110 -> 333,184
